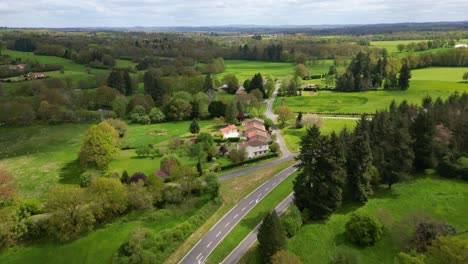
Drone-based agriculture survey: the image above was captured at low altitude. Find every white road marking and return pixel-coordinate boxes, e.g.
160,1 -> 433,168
257,193 -> 262,197
241,207 -> 246,211
225,222 -> 230,228
266,187 -> 270,191
249,200 -> 254,204
216,231 -> 222,237
206,241 -> 212,248
196,253 -> 202,259
234,214 -> 239,219
255,199 -> 259,203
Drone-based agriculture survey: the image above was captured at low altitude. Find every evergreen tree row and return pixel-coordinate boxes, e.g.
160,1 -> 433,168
294,93 -> 468,220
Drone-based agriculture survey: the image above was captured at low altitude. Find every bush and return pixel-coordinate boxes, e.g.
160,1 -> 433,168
345,213 -> 384,247
409,220 -> 456,252
130,172 -> 147,184
281,205 -> 303,238
270,142 -> 281,154
79,170 -> 102,187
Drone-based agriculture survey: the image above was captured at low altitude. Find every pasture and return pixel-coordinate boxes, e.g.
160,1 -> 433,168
371,40 -> 451,55
275,67 -> 468,114
216,60 -> 295,81
281,175 -> 468,263
0,120 -> 212,198
281,119 -> 358,153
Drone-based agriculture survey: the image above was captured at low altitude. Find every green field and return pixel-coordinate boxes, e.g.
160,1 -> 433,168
1,50 -> 138,89
0,121 -> 211,197
281,119 -> 357,153
240,174 -> 468,264
216,60 -> 295,81
276,67 -> 468,114
371,40 -> 451,55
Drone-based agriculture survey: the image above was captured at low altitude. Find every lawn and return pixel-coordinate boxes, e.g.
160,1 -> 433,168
240,174 -> 468,263
0,195 -> 213,264
0,120 -> 212,198
275,67 -> 468,114
281,119 -> 357,153
371,40 -> 451,56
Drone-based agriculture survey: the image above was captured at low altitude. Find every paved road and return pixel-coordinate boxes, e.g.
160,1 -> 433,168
179,83 -> 297,264
222,193 -> 294,264
179,166 -> 298,264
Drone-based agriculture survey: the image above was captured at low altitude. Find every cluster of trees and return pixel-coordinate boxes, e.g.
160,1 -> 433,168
403,48 -> 468,69
396,39 -> 454,53
257,207 -> 304,263
335,50 -> 411,91
294,93 -> 468,221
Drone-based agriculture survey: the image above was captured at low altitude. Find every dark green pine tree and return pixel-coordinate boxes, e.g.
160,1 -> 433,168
121,170 -> 130,184
203,73 -> 214,92
293,126 -> 345,219
258,211 -> 286,263
295,111 -> 303,129
398,62 -> 411,90
144,69 -> 165,106
412,109 -> 435,170
107,69 -> 125,95
347,116 -> 374,203
381,112 -> 415,189
189,119 -> 200,134
248,73 -> 266,98
122,70 -> 133,96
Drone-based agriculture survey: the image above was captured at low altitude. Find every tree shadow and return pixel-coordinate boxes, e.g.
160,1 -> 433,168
334,201 -> 366,216
372,186 -> 400,200
59,160 -> 83,184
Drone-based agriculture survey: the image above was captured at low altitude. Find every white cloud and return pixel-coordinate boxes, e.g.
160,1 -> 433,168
0,0 -> 466,27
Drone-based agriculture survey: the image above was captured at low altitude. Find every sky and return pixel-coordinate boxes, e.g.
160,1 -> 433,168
0,0 -> 467,28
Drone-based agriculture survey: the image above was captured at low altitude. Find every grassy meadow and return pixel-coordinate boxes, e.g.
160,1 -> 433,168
281,119 -> 358,153
240,174 -> 468,264
1,50 -> 138,89
0,120 -> 213,198
216,60 -> 295,81
276,67 -> 468,114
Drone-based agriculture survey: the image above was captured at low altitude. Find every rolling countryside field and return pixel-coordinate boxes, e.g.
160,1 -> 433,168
275,67 -> 468,114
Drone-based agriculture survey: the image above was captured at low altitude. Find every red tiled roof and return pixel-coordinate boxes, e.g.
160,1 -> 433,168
238,139 -> 268,148
247,130 -> 268,140
244,122 -> 265,132
219,124 -> 238,134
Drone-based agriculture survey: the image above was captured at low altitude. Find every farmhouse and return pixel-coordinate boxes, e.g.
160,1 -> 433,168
28,72 -> 45,79
238,140 -> 269,158
237,117 -> 270,158
218,124 -> 239,139
8,64 -> 27,70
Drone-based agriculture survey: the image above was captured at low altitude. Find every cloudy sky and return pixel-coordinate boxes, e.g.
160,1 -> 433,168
0,0 -> 467,28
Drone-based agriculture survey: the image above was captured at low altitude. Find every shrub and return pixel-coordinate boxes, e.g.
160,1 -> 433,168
409,220 -> 456,252
345,213 -> 384,247
79,170 -> 102,187
104,118 -> 128,137
130,172 -> 147,184
270,142 -> 281,154
281,205 -> 303,238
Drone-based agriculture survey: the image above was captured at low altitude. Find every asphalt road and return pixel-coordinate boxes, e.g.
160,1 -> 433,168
222,193 -> 294,264
179,165 -> 298,264
179,83 -> 297,264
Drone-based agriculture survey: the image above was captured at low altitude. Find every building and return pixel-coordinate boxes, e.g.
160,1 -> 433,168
454,44 -> 467,48
8,64 -> 27,70
218,124 -> 239,139
238,140 -> 269,158
237,118 -> 270,158
28,72 -> 45,79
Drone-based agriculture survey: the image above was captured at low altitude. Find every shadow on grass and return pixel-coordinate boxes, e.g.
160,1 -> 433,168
59,160 -> 83,184
372,186 -> 400,200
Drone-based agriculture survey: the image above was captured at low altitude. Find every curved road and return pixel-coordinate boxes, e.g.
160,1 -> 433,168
179,83 -> 297,264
